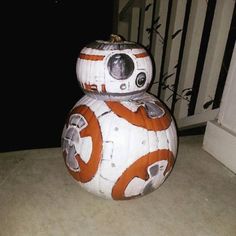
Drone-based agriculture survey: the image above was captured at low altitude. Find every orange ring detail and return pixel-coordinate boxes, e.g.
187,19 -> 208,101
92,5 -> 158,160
105,101 -> 172,131
112,149 -> 174,200
63,105 -> 103,183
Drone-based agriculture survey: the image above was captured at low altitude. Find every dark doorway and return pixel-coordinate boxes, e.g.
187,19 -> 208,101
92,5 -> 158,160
2,1 -> 115,152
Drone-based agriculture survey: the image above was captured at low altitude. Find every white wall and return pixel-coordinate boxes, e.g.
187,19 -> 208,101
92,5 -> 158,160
203,43 -> 236,173
217,48 -> 236,134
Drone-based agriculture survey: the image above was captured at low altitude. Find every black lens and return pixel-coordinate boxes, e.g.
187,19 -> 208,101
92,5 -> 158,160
107,54 -> 134,80
136,72 -> 146,87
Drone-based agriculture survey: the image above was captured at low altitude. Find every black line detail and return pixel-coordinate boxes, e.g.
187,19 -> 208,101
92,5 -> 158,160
171,0 -> 192,113
157,0 -> 173,98
188,0 -> 217,116
212,3 -> 236,109
149,0 -> 157,52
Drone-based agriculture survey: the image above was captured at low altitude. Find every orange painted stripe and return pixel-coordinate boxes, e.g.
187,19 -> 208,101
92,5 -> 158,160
101,84 -> 107,93
112,149 -> 175,200
105,101 -> 172,131
63,105 -> 103,183
83,83 -> 107,93
83,83 -> 98,92
134,52 -> 148,58
79,53 -> 105,61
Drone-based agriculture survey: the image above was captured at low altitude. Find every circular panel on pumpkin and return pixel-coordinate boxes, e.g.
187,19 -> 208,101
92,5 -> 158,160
107,53 -> 134,80
136,72 -> 146,88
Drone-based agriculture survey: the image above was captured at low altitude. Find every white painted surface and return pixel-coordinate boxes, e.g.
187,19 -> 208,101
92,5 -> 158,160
203,121 -> 236,173
149,0 -> 169,96
218,44 -> 236,134
76,46 -> 153,99
62,94 -> 178,199
203,44 -> 236,173
195,0 -> 235,114
116,0 -> 234,131
161,0 -> 187,108
174,0 -> 207,120
178,108 -> 219,129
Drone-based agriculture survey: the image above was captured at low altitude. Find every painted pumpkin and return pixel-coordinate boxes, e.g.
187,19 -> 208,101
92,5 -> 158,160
76,35 -> 153,100
61,93 -> 178,200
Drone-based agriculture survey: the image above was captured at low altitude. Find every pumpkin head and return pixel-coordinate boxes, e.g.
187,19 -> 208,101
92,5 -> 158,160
76,35 -> 153,100
61,93 -> 178,200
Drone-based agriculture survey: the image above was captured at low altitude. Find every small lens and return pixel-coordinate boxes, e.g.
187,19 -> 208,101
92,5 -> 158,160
136,72 -> 146,87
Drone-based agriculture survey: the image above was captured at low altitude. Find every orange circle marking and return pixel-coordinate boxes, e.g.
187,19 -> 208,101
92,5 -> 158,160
112,149 -> 174,200
63,105 -> 102,183
105,101 -> 172,131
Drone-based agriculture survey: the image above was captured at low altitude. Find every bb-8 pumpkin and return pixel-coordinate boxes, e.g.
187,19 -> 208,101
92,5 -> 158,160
76,34 -> 153,100
61,35 -> 178,200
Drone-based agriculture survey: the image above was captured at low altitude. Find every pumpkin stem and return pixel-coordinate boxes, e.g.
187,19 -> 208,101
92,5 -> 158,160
109,34 -> 125,43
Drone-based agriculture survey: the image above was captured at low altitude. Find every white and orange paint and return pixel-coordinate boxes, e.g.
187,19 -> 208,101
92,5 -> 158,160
76,40 -> 153,101
62,36 -> 178,200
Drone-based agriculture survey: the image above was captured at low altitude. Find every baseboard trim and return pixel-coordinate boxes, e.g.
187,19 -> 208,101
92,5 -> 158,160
203,120 -> 236,174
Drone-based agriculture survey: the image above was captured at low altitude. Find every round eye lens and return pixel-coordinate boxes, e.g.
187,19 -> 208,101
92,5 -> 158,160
107,54 -> 134,80
136,72 -> 146,87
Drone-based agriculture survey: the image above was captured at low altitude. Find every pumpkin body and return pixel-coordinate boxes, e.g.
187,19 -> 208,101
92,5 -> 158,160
76,40 -> 153,101
61,93 -> 178,200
